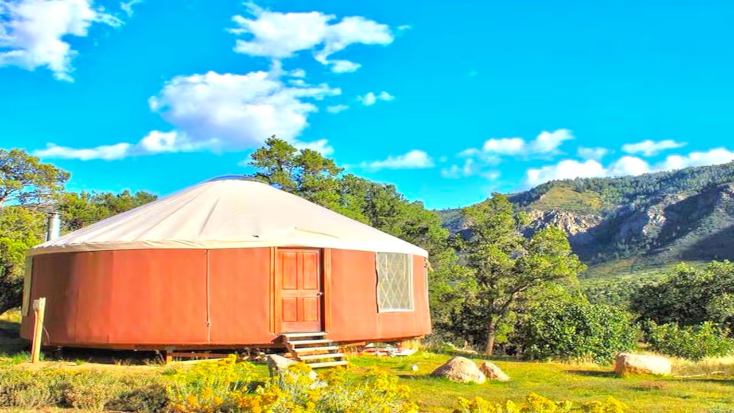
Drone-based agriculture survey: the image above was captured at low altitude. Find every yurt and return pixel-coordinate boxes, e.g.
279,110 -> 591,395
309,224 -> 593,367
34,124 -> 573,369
20,176 -> 431,354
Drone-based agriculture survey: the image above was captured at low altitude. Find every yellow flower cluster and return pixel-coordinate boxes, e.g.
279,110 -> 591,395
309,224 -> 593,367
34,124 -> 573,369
454,394 -> 627,413
167,354 -> 255,412
166,356 -> 417,413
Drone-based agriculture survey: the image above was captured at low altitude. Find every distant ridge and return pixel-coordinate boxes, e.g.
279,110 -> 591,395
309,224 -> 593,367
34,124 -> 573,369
438,161 -> 734,275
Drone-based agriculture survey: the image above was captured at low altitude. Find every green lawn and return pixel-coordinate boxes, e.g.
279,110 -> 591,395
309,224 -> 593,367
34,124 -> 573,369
349,352 -> 734,413
3,305 -> 734,413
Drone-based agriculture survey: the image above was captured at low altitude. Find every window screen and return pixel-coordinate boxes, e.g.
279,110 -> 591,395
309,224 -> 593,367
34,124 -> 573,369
376,252 -> 414,312
21,257 -> 33,317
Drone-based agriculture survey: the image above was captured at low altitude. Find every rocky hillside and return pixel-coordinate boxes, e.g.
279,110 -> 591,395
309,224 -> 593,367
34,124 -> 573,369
438,162 -> 734,271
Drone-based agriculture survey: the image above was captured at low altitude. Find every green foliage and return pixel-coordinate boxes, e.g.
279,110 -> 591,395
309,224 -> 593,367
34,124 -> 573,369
514,300 -> 637,364
247,137 -> 464,339
458,194 -> 586,354
630,261 -> 734,329
0,148 -> 70,207
0,206 -> 46,313
59,189 -> 157,232
644,321 -> 734,361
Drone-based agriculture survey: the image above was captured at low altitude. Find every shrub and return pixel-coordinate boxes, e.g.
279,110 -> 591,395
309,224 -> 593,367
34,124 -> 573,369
514,301 -> 637,364
0,367 -> 167,411
644,321 -> 734,361
453,393 -> 627,413
231,364 -> 417,413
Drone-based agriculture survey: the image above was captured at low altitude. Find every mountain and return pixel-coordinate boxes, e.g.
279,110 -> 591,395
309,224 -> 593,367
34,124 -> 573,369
438,162 -> 734,276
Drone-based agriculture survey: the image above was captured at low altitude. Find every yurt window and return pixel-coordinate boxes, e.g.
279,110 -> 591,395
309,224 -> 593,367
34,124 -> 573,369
21,257 -> 33,317
376,252 -> 414,312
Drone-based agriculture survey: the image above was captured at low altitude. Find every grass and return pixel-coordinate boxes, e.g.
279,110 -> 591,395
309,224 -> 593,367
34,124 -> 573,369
350,352 -> 734,413
0,308 -> 28,361
2,306 -> 734,413
529,186 -> 603,213
0,351 -> 733,411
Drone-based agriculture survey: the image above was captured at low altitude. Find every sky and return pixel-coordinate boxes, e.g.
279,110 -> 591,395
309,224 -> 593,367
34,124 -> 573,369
1,0 -> 733,209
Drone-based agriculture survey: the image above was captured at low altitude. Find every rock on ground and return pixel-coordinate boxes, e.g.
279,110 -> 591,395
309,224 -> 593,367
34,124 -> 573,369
431,356 -> 486,384
266,354 -> 320,382
478,361 -> 510,382
615,353 -> 672,376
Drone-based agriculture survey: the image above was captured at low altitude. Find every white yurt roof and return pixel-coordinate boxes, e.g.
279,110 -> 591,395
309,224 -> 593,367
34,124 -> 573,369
29,176 -> 428,257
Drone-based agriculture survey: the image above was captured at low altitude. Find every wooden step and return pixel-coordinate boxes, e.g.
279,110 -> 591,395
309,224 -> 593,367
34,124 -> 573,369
307,360 -> 349,369
297,353 -> 345,361
292,346 -> 339,353
287,339 -> 332,346
282,332 -> 327,338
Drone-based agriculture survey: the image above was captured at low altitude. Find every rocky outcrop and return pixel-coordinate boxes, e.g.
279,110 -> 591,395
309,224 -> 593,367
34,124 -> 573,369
614,353 -> 672,376
431,357 -> 486,384
525,210 -> 603,245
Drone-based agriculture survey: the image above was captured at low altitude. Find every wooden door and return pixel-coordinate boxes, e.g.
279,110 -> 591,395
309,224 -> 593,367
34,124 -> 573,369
275,249 -> 323,333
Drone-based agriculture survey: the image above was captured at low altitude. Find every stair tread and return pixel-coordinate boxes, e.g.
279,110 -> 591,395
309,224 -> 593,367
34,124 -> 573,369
287,339 -> 333,345
292,346 -> 339,353
282,332 -> 327,338
297,353 -> 345,361
307,360 -> 349,369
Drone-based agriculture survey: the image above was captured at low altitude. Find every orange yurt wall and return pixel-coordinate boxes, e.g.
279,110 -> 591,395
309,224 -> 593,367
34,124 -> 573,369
21,247 -> 431,348
327,249 -> 431,343
20,248 -> 275,348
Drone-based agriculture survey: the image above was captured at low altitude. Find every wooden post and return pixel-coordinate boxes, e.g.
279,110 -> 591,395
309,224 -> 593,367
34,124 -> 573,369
30,297 -> 46,363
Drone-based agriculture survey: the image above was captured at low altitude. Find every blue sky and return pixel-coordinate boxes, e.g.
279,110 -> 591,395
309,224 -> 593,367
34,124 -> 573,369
1,0 -> 733,209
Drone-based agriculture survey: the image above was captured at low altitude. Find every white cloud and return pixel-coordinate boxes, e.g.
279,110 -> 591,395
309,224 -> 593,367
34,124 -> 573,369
606,155 -> 651,177
34,69 -> 342,160
329,59 -> 361,73
148,70 -> 340,150
525,159 -> 606,188
658,147 -> 734,171
0,0 -> 121,81
289,68 -> 306,78
230,3 -> 393,73
326,104 -> 349,114
577,146 -> 609,161
622,139 -> 686,157
459,129 -> 575,165
397,24 -> 411,31
120,0 -> 142,17
32,130 -> 199,161
482,137 -> 526,155
358,91 -> 394,106
441,159 -> 475,179
360,150 -> 434,170
33,142 -> 133,160
294,138 -> 334,155
522,147 -> 734,187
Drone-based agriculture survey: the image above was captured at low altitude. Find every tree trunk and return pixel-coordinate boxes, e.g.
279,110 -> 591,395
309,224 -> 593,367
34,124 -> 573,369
485,321 -> 497,355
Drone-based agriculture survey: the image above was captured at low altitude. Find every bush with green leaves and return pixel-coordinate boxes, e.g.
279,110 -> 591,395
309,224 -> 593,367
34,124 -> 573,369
644,321 -> 734,361
515,300 -> 637,364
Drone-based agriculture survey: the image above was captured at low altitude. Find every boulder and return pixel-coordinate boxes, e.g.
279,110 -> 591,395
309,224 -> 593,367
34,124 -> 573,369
615,353 -> 672,376
266,354 -> 320,382
431,357 -> 486,384
266,354 -> 296,377
478,361 -> 510,382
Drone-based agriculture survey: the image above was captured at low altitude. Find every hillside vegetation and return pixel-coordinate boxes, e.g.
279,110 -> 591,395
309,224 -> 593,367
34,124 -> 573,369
439,161 -> 734,272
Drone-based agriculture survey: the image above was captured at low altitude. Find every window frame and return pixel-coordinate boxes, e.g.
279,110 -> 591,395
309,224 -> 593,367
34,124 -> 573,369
376,252 -> 415,313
